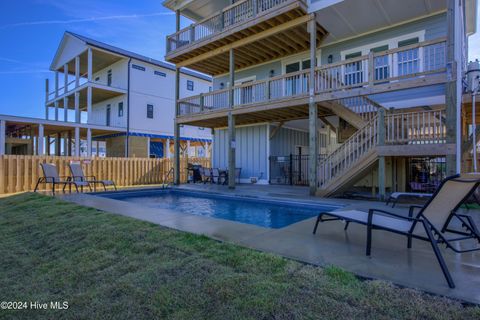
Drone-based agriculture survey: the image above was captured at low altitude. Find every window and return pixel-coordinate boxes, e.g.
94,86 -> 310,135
95,77 -> 100,81
397,37 -> 420,76
344,51 -> 363,86
118,102 -> 124,117
107,69 -> 112,86
106,105 -> 111,126
147,104 -> 154,119
187,80 -> 194,91
154,70 -> 166,77
132,64 -> 145,71
371,45 -> 389,81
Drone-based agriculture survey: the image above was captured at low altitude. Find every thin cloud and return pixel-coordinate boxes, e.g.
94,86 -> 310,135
0,12 -> 174,30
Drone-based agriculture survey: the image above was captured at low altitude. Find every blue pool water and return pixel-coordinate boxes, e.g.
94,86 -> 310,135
101,190 -> 339,229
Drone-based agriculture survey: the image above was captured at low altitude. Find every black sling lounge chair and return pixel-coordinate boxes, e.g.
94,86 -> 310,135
34,163 -> 90,195
313,173 -> 480,288
68,162 -> 117,192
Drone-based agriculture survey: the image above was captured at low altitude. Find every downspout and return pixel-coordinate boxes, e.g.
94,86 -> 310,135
126,58 -> 132,157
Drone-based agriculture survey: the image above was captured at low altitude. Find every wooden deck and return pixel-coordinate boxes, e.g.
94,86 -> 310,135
166,0 -> 326,75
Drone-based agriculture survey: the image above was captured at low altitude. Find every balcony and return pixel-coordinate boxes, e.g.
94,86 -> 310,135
176,38 -> 447,127
165,0 -> 326,75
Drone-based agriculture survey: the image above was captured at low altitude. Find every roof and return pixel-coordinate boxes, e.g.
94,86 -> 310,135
65,31 -> 211,82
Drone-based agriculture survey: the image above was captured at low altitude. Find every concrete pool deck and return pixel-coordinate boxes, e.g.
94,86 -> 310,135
61,184 -> 480,305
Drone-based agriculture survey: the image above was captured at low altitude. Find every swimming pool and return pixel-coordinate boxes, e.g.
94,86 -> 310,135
99,189 -> 340,229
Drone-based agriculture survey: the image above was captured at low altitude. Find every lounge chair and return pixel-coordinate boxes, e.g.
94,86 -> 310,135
68,162 -> 117,192
34,163 -> 90,195
313,173 -> 480,288
385,192 -> 432,207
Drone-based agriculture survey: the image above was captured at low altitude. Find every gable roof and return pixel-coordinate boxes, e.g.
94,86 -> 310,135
63,31 -> 211,82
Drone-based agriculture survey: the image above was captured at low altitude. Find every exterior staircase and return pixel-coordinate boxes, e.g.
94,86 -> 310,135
316,107 -> 447,197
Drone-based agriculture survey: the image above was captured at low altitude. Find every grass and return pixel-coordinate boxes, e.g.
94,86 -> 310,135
0,193 -> 479,320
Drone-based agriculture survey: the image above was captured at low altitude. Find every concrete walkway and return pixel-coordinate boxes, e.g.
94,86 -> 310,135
61,184 -> 480,304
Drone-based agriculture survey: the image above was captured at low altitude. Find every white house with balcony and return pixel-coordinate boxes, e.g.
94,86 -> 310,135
43,31 -> 212,158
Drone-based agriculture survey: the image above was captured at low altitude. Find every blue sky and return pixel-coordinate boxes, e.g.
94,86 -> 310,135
0,0 -> 479,119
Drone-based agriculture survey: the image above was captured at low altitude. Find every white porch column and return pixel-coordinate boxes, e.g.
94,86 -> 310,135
205,141 -> 210,158
74,127 -> 80,156
86,128 -> 92,157
166,138 -> 171,158
75,56 -> 80,87
74,91 -> 80,123
63,96 -> 69,121
54,101 -> 59,121
54,71 -> 59,97
147,137 -> 151,157
0,120 -> 6,155
38,124 -> 45,155
64,63 -> 69,94
186,140 -> 191,156
63,132 -> 69,156
87,48 -> 93,82
87,86 -> 92,124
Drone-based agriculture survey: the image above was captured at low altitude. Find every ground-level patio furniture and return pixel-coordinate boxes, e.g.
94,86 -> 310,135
34,163 -> 90,195
313,173 -> 480,288
198,167 -> 211,184
211,168 -> 227,185
68,162 -> 117,192
385,192 -> 432,207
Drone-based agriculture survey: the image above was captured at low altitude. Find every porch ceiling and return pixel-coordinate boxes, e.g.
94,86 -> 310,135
169,8 -> 327,75
59,87 -> 125,110
61,49 -> 124,76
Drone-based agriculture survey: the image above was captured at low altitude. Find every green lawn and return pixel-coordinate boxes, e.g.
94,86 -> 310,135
0,193 -> 479,320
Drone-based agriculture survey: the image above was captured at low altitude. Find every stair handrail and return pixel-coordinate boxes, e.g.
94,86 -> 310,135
318,114 -> 379,188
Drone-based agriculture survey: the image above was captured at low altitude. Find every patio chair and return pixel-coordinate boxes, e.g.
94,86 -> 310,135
68,162 -> 117,192
385,192 -> 432,207
313,173 -> 480,288
199,167 -> 211,184
211,168 -> 223,184
34,163 -> 89,195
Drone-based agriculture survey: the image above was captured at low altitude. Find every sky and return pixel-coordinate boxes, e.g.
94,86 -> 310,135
0,0 -> 479,119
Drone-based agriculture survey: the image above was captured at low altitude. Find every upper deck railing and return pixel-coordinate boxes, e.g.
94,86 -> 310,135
177,38 -> 447,117
166,0 -> 298,55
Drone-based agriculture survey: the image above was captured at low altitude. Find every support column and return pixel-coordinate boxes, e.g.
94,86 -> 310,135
308,16 -> 318,196
46,136 -> 51,156
445,0 -> 459,175
205,141 -> 210,158
63,96 -> 69,122
87,86 -> 92,124
0,120 -> 6,155
228,48 -> 236,189
64,63 -> 69,94
86,128 -> 92,157
74,91 -> 80,123
63,132 -> 69,156
186,140 -> 191,157
74,127 -> 80,156
87,48 -> 93,82
67,131 -> 72,156
54,71 -> 59,98
56,133 -> 61,156
377,108 -> 386,200
96,140 -> 100,157
54,101 -> 59,121
38,125 -> 44,155
75,56 -> 80,87
45,79 -> 49,120
166,138 -> 171,158
174,68 -> 181,185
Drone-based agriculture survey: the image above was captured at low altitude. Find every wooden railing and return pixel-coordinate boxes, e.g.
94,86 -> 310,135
318,109 -> 447,189
177,38 -> 447,117
0,155 -> 211,194
166,0 -> 295,54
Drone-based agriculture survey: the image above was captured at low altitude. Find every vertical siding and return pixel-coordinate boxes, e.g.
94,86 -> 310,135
212,125 -> 268,181
270,126 -> 309,156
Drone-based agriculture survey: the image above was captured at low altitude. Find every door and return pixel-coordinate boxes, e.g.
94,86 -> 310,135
344,52 -> 363,86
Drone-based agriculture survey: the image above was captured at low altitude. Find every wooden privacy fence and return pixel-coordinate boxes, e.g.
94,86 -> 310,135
0,155 -> 211,194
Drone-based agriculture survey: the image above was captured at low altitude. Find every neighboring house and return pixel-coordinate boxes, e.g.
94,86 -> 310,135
0,31 -> 212,159
163,0 -> 477,197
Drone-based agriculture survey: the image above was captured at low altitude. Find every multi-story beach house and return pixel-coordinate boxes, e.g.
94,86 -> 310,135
163,0 -> 477,198
0,31 -> 212,158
